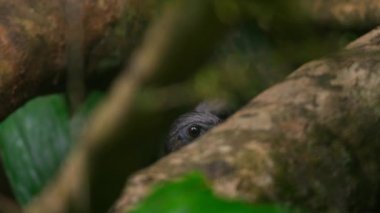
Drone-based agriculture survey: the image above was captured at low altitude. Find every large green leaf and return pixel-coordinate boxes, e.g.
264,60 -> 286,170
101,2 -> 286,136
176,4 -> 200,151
132,173 -> 298,213
0,93 -> 103,205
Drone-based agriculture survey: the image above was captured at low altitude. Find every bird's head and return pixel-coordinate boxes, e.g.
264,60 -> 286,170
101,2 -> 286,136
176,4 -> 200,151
165,100 -> 233,153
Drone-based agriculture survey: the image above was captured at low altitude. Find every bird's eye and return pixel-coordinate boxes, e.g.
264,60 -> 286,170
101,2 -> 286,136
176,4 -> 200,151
187,125 -> 201,138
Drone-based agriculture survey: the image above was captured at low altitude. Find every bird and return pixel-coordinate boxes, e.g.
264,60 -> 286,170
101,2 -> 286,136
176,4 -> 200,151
165,100 -> 233,153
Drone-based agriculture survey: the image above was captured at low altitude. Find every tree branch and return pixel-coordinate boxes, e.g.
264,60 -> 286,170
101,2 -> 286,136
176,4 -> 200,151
113,27 -> 380,212
310,0 -> 380,29
0,0 -> 146,120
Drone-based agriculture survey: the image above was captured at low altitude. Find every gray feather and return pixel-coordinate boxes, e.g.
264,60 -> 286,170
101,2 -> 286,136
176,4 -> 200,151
166,100 -> 233,153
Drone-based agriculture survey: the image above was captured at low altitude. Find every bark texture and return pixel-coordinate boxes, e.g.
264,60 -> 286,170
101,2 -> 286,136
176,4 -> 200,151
0,0 -> 148,120
311,0 -> 380,29
113,27 -> 380,213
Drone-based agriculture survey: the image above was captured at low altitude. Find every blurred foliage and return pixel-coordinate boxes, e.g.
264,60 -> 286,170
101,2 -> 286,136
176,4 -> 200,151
0,93 -> 104,205
132,172 -> 300,213
136,22 -> 361,111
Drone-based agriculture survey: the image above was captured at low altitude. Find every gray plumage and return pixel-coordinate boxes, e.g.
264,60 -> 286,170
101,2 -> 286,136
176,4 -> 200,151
166,100 -> 233,153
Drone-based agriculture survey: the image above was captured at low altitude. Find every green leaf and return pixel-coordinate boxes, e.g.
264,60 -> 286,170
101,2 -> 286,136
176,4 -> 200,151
0,92 -> 104,205
131,173 -> 297,213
